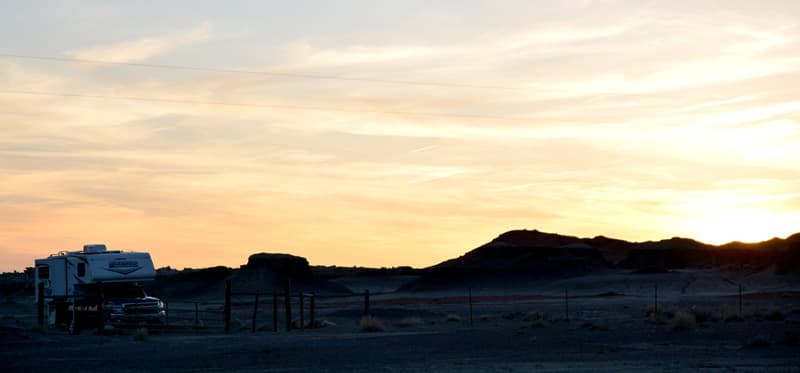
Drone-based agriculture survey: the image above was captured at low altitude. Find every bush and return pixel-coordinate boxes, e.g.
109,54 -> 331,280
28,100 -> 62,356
720,305 -> 743,322
395,317 -> 424,328
764,309 -> 785,321
359,316 -> 385,332
133,327 -> 148,341
523,312 -> 547,322
670,311 -> 696,331
690,307 -> 719,324
446,314 -> 462,322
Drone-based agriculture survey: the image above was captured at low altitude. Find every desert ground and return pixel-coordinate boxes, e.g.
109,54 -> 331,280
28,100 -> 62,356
2,269 -> 800,372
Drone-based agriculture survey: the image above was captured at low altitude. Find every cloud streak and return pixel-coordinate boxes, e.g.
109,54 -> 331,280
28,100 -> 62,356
65,23 -> 211,63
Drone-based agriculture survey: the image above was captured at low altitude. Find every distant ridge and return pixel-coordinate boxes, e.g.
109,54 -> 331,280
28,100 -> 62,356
399,229 -> 800,291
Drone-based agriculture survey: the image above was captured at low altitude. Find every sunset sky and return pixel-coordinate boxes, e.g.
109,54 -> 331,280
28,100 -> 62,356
1,1 -> 799,272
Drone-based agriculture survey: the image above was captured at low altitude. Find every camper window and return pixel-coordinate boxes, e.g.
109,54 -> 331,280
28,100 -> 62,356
37,265 -> 49,280
77,263 -> 86,277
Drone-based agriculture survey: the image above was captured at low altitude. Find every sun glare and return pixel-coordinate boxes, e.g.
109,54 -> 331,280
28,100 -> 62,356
683,208 -> 794,245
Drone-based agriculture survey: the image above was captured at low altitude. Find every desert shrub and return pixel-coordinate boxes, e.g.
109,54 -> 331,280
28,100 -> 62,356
690,307 -> 720,324
644,305 -> 657,318
359,316 -> 385,332
720,305 -> 743,322
670,311 -> 696,331
479,314 -> 494,321
446,314 -> 462,322
749,335 -> 770,347
395,317 -> 424,328
764,309 -> 785,321
523,311 -> 547,322
133,327 -> 148,341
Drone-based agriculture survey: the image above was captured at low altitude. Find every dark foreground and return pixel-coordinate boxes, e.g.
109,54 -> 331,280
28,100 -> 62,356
3,316 -> 799,372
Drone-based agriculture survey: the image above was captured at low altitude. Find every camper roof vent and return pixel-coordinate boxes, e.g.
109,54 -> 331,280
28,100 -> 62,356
83,244 -> 107,253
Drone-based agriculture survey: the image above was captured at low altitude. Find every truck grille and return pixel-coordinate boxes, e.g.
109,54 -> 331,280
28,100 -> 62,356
123,302 -> 160,314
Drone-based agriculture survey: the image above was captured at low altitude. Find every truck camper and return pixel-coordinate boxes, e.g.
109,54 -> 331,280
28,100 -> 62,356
34,244 -> 165,333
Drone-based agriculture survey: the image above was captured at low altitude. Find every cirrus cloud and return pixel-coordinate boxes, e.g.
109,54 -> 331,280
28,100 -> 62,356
65,22 -> 211,63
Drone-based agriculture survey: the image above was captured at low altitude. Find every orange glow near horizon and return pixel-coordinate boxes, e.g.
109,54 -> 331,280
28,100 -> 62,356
2,3 -> 800,272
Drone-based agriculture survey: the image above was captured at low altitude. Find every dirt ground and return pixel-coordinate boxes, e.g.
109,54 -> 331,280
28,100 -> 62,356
3,269 -> 800,372
3,297 -> 800,372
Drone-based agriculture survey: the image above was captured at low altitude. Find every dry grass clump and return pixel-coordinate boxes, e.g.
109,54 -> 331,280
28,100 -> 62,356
720,305 -> 744,322
523,311 -> 547,322
520,312 -> 549,328
670,310 -> 696,331
644,305 -> 673,320
395,317 -> 424,328
446,314 -> 462,322
133,327 -> 148,341
764,309 -> 785,321
690,307 -> 720,324
359,316 -> 385,332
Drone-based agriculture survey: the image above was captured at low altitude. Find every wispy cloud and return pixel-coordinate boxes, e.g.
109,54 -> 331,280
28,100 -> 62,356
65,23 -> 211,63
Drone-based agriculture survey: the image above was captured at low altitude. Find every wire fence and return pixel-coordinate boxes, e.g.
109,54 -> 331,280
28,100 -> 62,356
13,279 -> 796,336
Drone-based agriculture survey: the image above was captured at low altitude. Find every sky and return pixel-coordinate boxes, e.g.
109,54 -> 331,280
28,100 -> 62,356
1,1 -> 799,272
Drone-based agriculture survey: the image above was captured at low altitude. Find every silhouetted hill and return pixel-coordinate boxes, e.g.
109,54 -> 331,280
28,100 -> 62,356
400,229 -> 800,291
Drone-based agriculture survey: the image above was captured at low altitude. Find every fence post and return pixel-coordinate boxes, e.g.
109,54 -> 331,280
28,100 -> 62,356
565,288 -> 569,321
36,282 -> 45,328
468,287 -> 474,327
224,280 -> 231,333
194,302 -> 199,328
364,289 -> 370,318
164,300 -> 169,326
273,293 -> 278,332
252,293 -> 260,333
654,284 -> 659,319
96,282 -> 104,335
285,279 -> 292,332
309,293 -> 315,328
299,292 -> 305,331
738,284 -> 743,316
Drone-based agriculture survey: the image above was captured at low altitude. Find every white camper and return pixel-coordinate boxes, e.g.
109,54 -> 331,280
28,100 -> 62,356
34,244 -> 164,333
